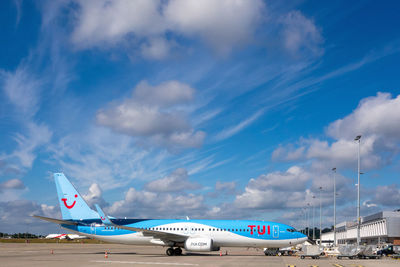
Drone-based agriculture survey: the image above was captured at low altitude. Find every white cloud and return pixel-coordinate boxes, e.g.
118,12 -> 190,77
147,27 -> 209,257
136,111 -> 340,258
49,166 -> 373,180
272,144 -> 305,161
215,181 -> 236,193
70,0 -> 265,57
83,183 -> 107,208
280,11 -> 323,57
96,80 -> 205,149
208,181 -> 237,198
145,168 -> 200,193
272,93 -> 400,170
234,166 -> 310,209
327,92 -> 400,141
0,178 -> 27,202
108,186 -> 205,218
363,200 -> 377,208
0,200 -> 60,234
71,0 -> 166,48
0,179 -> 25,190
164,0 -> 265,55
140,38 -> 173,60
132,80 -> 195,108
233,165 -> 354,212
373,185 -> 400,207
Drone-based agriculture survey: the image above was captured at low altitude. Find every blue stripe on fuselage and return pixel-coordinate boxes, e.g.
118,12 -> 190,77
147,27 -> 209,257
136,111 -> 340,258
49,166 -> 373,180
62,219 -> 305,240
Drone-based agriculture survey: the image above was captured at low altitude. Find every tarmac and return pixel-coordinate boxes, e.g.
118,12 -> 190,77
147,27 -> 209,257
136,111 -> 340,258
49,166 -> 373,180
1,243 -> 399,267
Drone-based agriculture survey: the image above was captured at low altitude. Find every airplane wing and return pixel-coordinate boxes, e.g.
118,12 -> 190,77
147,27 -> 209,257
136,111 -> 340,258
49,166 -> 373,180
112,222 -> 188,242
33,215 -> 78,225
96,205 -> 188,243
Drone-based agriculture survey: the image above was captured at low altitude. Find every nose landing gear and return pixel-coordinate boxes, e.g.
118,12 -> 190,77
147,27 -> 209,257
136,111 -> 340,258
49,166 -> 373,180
166,247 -> 183,256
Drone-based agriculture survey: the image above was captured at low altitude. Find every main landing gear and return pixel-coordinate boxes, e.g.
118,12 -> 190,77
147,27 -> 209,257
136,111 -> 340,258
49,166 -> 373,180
166,247 -> 182,256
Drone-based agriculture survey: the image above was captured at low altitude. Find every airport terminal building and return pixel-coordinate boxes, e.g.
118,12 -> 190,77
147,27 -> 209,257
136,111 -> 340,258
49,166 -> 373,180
321,210 -> 400,246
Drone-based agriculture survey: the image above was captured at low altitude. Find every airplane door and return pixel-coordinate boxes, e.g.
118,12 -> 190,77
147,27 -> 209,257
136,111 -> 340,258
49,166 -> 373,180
90,223 -> 96,235
273,225 -> 279,238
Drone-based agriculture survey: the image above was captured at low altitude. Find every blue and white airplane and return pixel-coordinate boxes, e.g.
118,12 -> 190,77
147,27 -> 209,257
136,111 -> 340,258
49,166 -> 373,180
34,173 -> 307,256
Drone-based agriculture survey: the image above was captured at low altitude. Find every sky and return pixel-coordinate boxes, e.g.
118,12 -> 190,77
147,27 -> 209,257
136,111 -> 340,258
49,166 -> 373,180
0,0 -> 400,235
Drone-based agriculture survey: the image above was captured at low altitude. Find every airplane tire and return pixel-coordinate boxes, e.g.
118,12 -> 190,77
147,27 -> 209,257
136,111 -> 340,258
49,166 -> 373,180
166,248 -> 175,256
300,255 -> 305,259
174,248 -> 182,256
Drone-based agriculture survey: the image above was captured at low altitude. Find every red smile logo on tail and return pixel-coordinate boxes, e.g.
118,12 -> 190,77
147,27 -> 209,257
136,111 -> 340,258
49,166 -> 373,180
100,216 -> 106,221
61,194 -> 78,209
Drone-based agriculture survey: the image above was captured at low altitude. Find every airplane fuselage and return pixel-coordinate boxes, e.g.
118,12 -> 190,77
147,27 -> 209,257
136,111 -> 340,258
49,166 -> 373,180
63,219 -> 307,249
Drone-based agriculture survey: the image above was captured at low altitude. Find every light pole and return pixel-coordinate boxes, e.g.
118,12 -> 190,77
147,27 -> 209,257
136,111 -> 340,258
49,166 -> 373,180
319,186 -> 322,246
332,167 -> 337,246
307,203 -> 310,238
312,195 -> 316,240
303,207 -> 307,235
355,135 -> 361,246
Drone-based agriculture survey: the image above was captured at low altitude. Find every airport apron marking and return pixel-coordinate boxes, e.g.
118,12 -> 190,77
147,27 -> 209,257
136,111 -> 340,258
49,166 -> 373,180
92,260 -> 199,266
333,264 -> 344,267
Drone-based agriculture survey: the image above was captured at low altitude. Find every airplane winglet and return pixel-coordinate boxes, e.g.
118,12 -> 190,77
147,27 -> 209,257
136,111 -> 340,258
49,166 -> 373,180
94,204 -> 113,226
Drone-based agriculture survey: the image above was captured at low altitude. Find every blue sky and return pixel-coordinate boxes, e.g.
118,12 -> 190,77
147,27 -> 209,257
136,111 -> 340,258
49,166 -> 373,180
1,0 -> 400,234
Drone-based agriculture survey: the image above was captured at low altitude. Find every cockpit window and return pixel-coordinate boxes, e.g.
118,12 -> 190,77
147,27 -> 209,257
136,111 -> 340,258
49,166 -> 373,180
287,228 -> 297,232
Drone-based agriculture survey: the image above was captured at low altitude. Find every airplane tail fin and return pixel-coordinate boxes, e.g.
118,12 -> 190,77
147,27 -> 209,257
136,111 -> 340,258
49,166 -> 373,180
54,173 -> 99,220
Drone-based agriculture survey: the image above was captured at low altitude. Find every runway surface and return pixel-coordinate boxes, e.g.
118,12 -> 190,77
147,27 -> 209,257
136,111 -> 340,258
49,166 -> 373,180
0,243 -> 399,267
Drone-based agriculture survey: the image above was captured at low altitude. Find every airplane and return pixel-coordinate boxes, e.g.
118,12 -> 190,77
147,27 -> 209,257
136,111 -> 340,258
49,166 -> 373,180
45,233 -> 88,240
34,173 -> 307,256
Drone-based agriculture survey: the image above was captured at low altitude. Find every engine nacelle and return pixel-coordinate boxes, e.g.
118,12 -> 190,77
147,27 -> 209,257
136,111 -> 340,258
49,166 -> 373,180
184,237 -> 219,252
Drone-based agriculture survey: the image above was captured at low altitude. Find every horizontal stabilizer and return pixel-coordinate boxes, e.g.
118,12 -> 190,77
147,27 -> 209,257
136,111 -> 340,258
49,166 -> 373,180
33,215 -> 78,226
94,204 -> 112,226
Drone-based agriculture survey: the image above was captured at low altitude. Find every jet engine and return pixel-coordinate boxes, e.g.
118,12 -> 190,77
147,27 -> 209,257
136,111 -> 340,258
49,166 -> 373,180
184,237 -> 219,252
